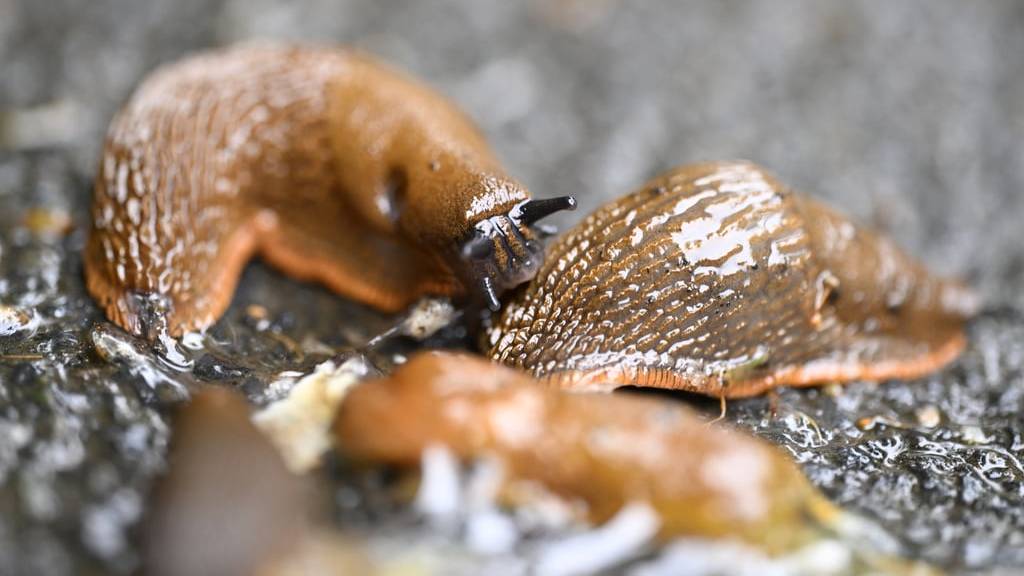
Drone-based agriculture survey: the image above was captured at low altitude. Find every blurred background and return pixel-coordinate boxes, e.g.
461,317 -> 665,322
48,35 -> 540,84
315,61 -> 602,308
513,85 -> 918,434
4,0 -> 1024,305
2,1 -> 1024,574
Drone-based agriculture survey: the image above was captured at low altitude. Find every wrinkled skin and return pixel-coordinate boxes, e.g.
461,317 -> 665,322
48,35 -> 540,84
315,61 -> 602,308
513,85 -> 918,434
488,161 -> 977,398
85,44 -> 571,336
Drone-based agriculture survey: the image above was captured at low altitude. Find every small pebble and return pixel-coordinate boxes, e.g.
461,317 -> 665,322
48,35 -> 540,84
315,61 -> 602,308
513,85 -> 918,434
855,416 -> 878,431
0,304 -> 34,336
179,332 -> 205,350
245,304 -> 271,331
245,304 -> 268,320
90,324 -> 147,365
915,405 -> 941,428
961,425 -> 991,445
22,207 -> 73,238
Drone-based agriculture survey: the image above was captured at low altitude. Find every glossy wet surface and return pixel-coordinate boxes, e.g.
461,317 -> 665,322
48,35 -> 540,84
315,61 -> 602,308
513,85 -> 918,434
3,2 -> 1024,574
488,162 -> 974,397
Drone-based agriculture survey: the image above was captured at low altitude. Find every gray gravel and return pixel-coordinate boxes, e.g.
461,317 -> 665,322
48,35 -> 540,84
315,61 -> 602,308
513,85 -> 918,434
2,1 -> 1024,574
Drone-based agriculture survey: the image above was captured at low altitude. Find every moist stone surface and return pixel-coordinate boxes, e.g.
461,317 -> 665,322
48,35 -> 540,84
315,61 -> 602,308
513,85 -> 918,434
2,1 -> 1023,574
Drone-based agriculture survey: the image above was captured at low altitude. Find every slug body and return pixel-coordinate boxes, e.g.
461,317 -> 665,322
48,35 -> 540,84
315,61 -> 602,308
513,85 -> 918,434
335,352 -> 830,550
488,161 -> 977,398
145,389 -> 308,576
86,45 -> 572,336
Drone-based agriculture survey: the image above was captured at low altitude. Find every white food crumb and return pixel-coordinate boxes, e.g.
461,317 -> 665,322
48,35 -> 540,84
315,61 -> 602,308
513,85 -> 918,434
414,444 -> 462,525
466,509 -> 519,555
252,358 -> 367,473
401,298 -> 457,340
777,540 -> 852,575
533,501 -> 661,576
629,539 -> 779,576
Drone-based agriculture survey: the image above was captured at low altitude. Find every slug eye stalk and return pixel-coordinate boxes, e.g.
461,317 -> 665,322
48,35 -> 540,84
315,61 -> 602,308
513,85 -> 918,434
515,196 -> 577,226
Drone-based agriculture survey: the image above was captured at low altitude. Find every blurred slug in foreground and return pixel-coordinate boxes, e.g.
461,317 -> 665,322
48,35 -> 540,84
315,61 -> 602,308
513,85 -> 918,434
146,388 -> 374,576
85,44 -> 574,337
488,161 -> 978,398
144,389 -> 309,576
334,351 -> 836,552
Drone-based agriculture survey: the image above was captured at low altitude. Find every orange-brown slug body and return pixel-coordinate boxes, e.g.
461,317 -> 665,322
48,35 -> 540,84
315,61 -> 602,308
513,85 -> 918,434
85,44 -> 573,336
488,161 -> 978,397
334,351 -> 832,551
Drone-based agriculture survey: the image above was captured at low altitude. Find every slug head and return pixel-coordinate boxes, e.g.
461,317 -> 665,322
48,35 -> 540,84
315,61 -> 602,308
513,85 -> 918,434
459,196 -> 577,311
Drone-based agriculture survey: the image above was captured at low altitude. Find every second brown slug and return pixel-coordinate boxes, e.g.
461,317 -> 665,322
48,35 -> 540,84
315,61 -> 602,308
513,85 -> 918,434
334,351 -> 835,551
488,161 -> 978,398
85,44 -> 574,337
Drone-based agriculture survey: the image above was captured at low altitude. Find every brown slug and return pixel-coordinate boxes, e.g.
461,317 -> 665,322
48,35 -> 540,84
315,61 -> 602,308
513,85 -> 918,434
488,161 -> 978,398
85,44 -> 574,337
334,351 -> 835,551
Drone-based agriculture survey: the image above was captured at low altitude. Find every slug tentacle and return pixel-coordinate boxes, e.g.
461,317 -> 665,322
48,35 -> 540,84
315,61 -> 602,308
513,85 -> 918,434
487,161 -> 977,397
85,45 -> 556,336
514,195 -> 578,225
458,196 -> 576,311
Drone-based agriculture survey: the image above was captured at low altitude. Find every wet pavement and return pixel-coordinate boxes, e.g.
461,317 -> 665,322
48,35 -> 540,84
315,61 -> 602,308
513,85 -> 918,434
2,1 -> 1024,574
